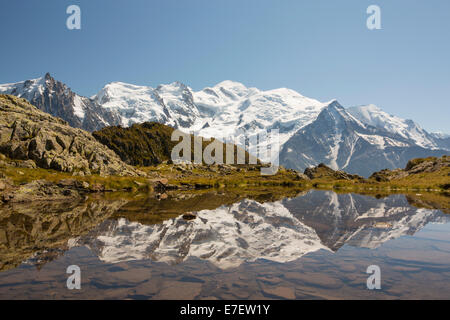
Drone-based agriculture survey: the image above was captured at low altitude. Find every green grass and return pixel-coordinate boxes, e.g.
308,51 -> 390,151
0,164 -> 152,192
2,154 -> 449,194
140,164 -> 308,188
92,122 -> 256,167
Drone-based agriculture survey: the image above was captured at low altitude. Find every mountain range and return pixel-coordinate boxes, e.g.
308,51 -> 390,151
1,73 -> 448,176
280,101 -> 449,176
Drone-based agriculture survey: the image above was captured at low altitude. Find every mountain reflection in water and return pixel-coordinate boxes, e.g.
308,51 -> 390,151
0,190 -> 449,299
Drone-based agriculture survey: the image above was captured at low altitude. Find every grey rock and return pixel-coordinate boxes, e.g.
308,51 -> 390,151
0,94 -> 142,177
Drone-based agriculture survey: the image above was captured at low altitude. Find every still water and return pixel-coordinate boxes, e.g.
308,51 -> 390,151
0,190 -> 449,299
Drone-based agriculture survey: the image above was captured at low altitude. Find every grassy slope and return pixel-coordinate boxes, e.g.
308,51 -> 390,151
92,121 -> 255,166
92,122 -> 176,166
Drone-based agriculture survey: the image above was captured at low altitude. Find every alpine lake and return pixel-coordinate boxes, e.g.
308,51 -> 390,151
0,188 -> 449,300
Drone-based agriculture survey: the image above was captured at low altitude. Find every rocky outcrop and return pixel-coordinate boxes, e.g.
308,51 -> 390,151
304,163 -> 364,181
369,155 -> 450,182
405,155 -> 450,173
0,94 -> 141,176
294,172 -> 311,181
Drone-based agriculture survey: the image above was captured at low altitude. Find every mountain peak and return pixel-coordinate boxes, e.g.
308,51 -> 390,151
316,99 -> 367,129
346,104 -> 440,149
356,103 -> 381,111
431,132 -> 450,139
326,99 -> 343,109
322,100 -> 349,117
212,80 -> 250,95
214,80 -> 247,88
171,80 -> 188,87
156,81 -> 189,92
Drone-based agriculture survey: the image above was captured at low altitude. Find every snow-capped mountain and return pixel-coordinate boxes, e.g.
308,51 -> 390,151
194,82 -> 329,161
279,101 -> 448,177
90,79 -> 327,161
0,73 -> 120,131
1,74 -> 448,175
92,81 -> 203,129
347,104 -> 439,149
431,132 -> 450,139
70,191 -> 448,268
430,132 -> 450,150
192,81 -> 327,143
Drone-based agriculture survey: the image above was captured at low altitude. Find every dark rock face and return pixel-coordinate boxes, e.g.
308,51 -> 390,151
1,73 -> 120,132
280,101 -> 448,177
0,94 -> 141,176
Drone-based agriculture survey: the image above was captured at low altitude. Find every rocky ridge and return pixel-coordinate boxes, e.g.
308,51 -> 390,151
0,94 -> 141,177
0,73 -> 120,131
369,155 -> 450,183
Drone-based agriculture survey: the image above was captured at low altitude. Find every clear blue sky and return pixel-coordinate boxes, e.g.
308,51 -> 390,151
0,0 -> 449,132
